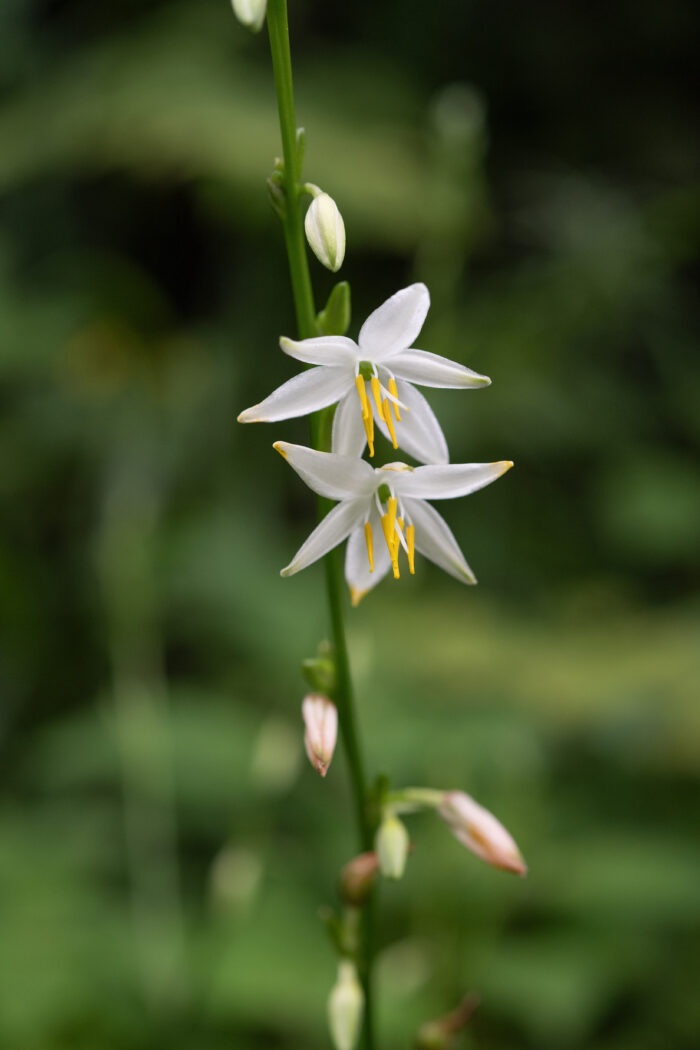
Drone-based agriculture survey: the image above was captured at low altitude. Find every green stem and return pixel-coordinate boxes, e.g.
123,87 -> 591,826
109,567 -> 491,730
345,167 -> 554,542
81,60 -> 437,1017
266,2 -> 376,1046
266,0 -> 315,340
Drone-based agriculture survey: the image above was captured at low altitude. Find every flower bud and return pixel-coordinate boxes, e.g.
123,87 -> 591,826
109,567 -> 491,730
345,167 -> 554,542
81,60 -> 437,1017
328,960 -> 364,1050
231,0 -> 267,32
302,694 -> 338,777
339,851 -> 379,906
438,791 -> 526,876
375,813 -> 410,880
301,647 -> 337,695
305,193 -> 346,272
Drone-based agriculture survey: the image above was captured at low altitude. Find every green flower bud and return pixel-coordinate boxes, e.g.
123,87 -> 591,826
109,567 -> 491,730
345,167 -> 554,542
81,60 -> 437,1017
375,813 -> 410,880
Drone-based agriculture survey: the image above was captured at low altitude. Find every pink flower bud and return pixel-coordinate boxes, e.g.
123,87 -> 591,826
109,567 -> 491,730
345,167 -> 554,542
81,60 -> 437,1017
302,694 -> 338,777
438,791 -> 527,876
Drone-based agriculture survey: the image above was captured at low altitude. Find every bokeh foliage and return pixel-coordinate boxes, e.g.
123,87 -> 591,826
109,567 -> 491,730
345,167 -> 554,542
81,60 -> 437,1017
0,1 -> 698,1048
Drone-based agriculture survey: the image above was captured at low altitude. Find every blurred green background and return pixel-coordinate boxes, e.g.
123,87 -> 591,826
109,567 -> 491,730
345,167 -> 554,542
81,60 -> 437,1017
1,1 -> 699,1048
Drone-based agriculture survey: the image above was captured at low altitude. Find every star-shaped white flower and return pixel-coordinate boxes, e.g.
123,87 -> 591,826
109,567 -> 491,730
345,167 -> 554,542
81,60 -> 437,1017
238,284 -> 490,465
274,441 -> 512,605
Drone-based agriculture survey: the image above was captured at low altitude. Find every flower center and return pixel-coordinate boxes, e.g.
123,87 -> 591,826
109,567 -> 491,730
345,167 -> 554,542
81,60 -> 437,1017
363,487 -> 415,580
353,365 -> 403,458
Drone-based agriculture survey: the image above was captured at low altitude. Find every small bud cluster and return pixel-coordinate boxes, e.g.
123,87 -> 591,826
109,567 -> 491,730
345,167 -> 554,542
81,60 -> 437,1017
370,787 -> 525,885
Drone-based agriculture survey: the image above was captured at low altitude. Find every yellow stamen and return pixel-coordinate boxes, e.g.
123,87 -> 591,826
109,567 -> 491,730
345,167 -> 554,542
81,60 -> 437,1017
364,521 -> 374,573
388,377 -> 401,420
380,496 -> 400,579
355,376 -> 375,455
382,398 -> 398,449
406,524 -> 415,574
354,374 -> 369,416
381,515 -> 400,579
370,375 -> 383,417
386,496 -> 397,537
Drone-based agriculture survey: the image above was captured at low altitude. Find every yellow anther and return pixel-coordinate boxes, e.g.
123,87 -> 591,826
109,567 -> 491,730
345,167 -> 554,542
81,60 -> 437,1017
398,516 -> 404,530
387,496 -> 397,536
370,375 -> 383,417
382,398 -> 398,449
354,375 -> 369,416
364,521 -> 374,573
406,524 -> 415,574
365,405 -> 374,457
356,376 -> 375,455
388,377 -> 401,420
381,512 -> 400,580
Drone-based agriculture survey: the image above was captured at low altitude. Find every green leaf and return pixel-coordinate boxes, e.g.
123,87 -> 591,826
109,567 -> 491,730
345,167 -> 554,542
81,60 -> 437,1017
317,280 -> 351,336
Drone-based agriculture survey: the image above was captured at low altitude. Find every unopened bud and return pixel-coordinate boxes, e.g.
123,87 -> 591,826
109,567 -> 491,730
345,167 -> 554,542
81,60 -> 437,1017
328,960 -> 364,1050
301,653 -> 336,695
375,813 -> 410,880
438,791 -> 526,876
305,192 -> 346,272
231,0 -> 266,32
302,694 -> 338,777
339,851 -> 379,906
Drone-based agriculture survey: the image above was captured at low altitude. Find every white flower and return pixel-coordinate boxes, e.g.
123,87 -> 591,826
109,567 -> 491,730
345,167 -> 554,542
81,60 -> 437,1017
231,0 -> 267,32
305,193 -> 346,272
302,694 -> 337,777
273,441 -> 512,605
439,791 -> 527,876
238,283 -> 490,464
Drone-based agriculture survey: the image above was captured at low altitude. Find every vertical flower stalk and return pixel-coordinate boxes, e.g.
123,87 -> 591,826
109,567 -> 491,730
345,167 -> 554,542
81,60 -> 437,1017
264,1 -> 376,1045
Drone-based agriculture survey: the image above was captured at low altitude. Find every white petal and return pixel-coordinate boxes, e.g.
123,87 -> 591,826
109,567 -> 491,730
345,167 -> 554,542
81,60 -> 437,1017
389,348 -> 491,389
332,390 -> 368,458
344,510 -> 392,606
281,499 -> 367,577
374,379 -> 448,465
358,284 -> 430,361
402,498 -> 476,584
280,335 -> 358,368
238,366 -> 350,423
274,442 -> 375,501
398,460 -> 513,500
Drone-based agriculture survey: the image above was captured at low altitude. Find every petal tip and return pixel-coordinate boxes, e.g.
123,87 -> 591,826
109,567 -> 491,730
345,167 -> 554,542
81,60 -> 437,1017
503,854 -> 528,877
237,405 -> 262,423
350,586 -> 368,607
273,441 -> 289,459
500,460 -> 514,474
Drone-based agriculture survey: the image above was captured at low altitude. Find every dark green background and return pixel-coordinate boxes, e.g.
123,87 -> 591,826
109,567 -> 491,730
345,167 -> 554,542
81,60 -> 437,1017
1,1 -> 698,1048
